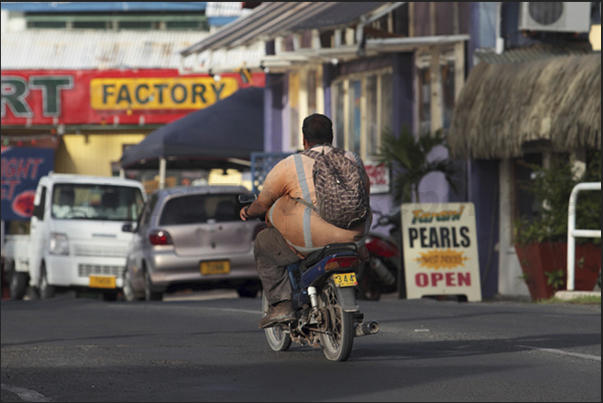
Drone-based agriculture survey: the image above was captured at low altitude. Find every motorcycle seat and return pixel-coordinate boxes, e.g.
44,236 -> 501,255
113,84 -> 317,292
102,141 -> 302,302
299,243 -> 358,273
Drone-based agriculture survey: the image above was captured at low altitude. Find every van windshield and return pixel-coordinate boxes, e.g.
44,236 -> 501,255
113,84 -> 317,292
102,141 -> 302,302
51,184 -> 145,221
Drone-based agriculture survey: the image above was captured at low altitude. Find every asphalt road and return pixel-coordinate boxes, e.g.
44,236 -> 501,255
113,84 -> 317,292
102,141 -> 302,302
1,292 -> 601,402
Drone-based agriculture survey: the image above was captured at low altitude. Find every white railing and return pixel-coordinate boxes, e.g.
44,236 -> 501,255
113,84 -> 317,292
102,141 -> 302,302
566,182 -> 601,291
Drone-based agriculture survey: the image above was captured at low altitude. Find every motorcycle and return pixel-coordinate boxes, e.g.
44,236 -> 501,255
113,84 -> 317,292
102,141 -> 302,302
240,195 -> 379,362
355,207 -> 403,301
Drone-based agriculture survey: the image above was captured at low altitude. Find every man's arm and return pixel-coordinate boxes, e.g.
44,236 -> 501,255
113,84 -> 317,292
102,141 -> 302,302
239,199 -> 269,221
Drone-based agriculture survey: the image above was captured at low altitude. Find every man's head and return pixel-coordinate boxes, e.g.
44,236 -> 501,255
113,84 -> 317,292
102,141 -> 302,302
302,114 -> 333,147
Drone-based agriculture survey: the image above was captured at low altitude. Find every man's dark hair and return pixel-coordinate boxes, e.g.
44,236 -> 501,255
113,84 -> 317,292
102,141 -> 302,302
302,114 -> 333,145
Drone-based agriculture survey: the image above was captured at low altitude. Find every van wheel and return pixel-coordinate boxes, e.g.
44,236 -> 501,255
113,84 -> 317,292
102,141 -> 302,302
144,269 -> 163,301
10,269 -> 28,301
102,291 -> 119,301
39,264 -> 56,300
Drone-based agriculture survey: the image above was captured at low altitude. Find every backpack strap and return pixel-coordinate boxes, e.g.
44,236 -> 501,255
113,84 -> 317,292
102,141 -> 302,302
293,153 -> 314,249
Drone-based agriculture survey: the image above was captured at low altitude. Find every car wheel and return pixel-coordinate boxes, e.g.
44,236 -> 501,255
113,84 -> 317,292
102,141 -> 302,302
144,269 -> 163,301
122,269 -> 139,302
39,263 -> 56,300
9,267 -> 28,301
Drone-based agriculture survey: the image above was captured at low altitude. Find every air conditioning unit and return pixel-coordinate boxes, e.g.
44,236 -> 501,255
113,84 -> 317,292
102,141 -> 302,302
519,2 -> 591,33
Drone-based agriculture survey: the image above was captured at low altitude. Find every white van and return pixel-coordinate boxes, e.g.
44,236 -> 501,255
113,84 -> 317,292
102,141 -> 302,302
3,173 -> 146,300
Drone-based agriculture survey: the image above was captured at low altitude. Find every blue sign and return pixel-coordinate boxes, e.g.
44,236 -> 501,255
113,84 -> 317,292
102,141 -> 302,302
1,147 -> 54,221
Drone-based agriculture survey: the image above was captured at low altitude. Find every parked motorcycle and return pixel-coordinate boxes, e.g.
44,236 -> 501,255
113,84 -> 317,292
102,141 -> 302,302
239,194 -> 379,361
355,207 -> 403,301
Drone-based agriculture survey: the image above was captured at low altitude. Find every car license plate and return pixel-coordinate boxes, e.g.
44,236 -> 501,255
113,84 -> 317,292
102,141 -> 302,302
89,276 -> 116,289
332,273 -> 357,287
200,260 -> 230,275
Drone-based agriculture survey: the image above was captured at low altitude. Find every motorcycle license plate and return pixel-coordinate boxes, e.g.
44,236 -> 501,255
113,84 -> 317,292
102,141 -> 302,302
89,276 -> 116,289
200,260 -> 230,275
332,273 -> 357,287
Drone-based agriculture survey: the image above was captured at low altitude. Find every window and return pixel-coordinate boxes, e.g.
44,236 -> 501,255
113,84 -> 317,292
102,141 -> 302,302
140,194 -> 159,227
23,13 -> 209,32
289,70 -> 301,149
288,68 -> 322,150
32,186 -> 47,221
415,45 -> 463,134
348,79 -> 362,155
51,184 -> 144,221
332,69 -> 393,159
334,81 -> 345,148
159,194 -> 244,225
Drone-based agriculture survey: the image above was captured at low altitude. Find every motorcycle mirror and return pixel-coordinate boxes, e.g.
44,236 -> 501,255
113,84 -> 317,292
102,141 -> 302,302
238,193 -> 257,204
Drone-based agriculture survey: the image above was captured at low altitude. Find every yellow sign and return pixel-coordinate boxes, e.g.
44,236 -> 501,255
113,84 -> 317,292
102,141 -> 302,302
401,203 -> 482,301
90,77 -> 239,110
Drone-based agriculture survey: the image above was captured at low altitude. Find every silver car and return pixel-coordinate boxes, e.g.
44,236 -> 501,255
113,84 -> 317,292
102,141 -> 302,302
122,185 -> 265,301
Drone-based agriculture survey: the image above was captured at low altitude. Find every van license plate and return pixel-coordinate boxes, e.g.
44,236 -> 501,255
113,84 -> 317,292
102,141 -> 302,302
89,276 -> 116,289
200,260 -> 230,275
332,273 -> 357,287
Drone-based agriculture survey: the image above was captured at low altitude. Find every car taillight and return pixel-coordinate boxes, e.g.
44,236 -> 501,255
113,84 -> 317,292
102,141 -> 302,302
325,256 -> 360,271
149,230 -> 172,245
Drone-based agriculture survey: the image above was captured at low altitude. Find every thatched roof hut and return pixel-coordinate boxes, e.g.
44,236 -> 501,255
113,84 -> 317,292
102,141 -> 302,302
448,53 -> 601,159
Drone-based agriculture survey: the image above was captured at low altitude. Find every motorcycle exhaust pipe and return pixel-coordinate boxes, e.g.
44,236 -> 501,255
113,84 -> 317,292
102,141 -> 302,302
370,257 -> 396,286
355,320 -> 380,337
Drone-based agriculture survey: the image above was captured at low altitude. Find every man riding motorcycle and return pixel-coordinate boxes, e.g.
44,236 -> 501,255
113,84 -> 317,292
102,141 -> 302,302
240,113 -> 372,329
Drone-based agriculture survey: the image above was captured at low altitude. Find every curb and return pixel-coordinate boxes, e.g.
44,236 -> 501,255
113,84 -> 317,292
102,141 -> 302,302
554,290 -> 601,300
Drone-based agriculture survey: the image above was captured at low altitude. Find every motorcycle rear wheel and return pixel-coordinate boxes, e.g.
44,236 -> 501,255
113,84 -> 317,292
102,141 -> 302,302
318,280 -> 354,361
262,291 -> 292,352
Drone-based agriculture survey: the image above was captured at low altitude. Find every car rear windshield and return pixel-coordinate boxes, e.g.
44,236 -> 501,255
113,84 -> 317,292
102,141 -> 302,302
159,194 -> 244,225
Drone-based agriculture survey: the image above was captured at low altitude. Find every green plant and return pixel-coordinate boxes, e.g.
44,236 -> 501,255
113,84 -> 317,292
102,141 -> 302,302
374,126 -> 459,203
544,269 -> 565,290
514,151 -> 601,245
517,271 -> 530,286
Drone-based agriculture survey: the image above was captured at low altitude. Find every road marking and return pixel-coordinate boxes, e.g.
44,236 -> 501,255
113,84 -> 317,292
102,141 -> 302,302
1,384 -> 52,402
517,345 -> 601,361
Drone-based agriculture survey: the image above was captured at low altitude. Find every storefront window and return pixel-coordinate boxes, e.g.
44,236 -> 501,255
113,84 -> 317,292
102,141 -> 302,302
334,81 -> 345,148
418,67 -> 431,135
380,72 -> 393,138
348,79 -> 362,155
289,71 -> 300,149
441,48 -> 456,130
366,76 -> 378,157
331,69 -> 393,159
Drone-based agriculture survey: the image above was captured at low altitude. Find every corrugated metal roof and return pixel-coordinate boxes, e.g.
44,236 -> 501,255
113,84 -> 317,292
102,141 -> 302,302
474,43 -> 594,64
181,2 -> 396,56
1,29 -> 264,70
290,2 -> 388,31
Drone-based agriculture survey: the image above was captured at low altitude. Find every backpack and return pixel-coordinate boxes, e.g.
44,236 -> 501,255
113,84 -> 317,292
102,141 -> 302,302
294,146 -> 370,230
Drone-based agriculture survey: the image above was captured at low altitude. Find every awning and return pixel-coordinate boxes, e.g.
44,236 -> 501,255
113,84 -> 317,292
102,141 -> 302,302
179,2 -> 426,73
180,2 -> 395,56
120,87 -> 264,171
448,53 -> 601,159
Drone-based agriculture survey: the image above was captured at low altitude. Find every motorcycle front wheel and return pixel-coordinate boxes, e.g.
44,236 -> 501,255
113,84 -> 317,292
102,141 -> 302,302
261,291 -> 292,352
318,279 -> 355,361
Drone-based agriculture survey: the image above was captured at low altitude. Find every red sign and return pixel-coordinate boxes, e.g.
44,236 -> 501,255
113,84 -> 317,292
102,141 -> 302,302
1,69 -> 265,127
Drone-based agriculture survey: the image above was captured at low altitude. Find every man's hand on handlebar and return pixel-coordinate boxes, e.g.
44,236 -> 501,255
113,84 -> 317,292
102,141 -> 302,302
240,200 -> 268,221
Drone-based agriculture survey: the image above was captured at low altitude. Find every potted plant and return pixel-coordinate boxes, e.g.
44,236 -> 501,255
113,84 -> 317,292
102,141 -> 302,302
514,151 -> 601,300
375,127 -> 459,204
